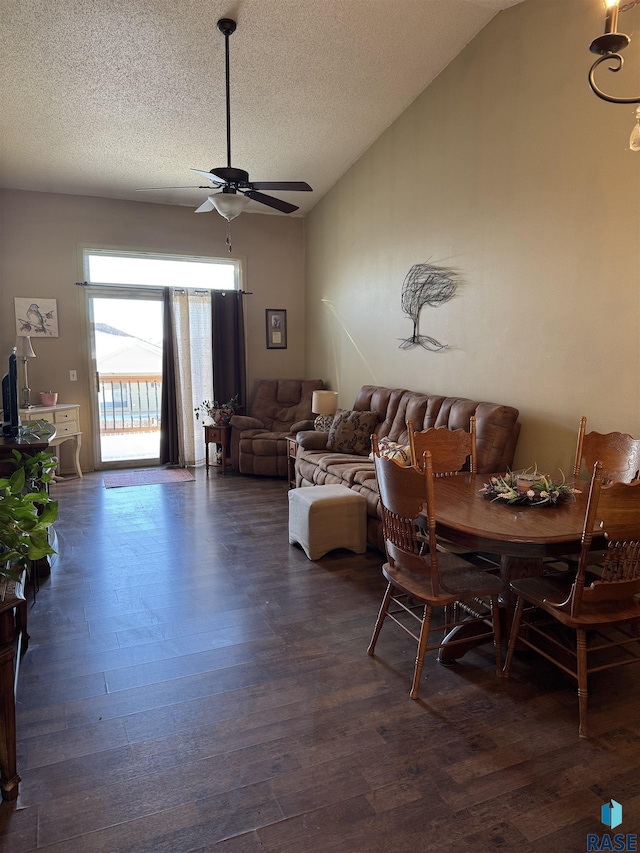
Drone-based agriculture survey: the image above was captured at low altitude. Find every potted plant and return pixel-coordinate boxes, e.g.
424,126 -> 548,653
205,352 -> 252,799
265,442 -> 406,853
0,466 -> 58,584
194,394 -> 240,425
10,448 -> 57,492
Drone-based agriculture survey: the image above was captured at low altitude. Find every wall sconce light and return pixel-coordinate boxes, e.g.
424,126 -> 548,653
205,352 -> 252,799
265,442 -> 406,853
589,0 -> 640,149
312,390 -> 338,431
19,336 -> 37,408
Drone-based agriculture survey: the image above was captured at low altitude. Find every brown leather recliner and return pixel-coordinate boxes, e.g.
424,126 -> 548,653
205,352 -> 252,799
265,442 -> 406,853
230,378 -> 324,476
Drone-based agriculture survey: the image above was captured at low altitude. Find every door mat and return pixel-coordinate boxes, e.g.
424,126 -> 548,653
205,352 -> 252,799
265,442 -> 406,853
103,469 -> 195,488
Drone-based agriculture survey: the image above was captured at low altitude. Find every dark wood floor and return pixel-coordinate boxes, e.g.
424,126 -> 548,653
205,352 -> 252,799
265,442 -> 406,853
2,468 -> 640,852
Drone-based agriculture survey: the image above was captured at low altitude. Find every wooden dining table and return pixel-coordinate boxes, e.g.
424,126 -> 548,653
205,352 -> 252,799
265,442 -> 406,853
422,472 -> 603,662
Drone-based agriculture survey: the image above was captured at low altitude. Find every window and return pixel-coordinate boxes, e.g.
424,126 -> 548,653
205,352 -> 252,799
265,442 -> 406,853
84,250 -> 239,290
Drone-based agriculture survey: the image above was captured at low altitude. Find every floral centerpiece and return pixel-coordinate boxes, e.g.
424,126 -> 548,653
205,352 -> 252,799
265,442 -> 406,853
194,394 -> 240,425
480,469 -> 581,507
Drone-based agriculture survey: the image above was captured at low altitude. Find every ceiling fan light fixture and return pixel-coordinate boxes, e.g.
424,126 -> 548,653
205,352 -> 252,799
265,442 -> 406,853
211,192 -> 250,221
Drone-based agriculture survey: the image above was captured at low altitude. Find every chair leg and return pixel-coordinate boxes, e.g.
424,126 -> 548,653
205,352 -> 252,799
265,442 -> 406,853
576,628 -> 589,739
490,595 -> 502,677
503,596 -> 525,677
367,582 -> 393,656
443,603 -> 452,635
410,604 -> 433,700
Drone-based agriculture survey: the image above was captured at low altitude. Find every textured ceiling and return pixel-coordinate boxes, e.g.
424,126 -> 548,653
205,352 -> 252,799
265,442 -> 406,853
1,0 -> 522,216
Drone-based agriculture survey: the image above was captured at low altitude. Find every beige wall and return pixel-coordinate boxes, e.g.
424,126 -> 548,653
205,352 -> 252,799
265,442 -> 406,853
0,189 -> 306,471
305,0 -> 640,475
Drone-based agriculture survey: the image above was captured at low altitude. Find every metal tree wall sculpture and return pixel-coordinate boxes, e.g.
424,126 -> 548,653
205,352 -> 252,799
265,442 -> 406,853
399,263 -> 458,351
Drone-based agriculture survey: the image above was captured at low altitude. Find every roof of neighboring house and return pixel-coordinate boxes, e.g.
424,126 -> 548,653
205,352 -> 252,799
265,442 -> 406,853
95,326 -> 162,375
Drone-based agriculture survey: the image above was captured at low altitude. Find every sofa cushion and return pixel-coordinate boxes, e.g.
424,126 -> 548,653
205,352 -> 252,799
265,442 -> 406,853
352,386 -> 406,438
242,432 -> 289,456
318,454 -> 374,486
327,409 -> 379,456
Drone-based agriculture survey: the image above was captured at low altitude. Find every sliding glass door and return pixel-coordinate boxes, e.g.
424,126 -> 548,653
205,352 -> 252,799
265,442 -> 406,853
83,249 -> 241,469
88,289 -> 164,468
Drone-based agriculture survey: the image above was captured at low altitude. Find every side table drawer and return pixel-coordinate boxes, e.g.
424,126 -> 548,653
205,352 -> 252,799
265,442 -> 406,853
204,425 -> 229,443
54,421 -> 78,436
54,409 -> 78,423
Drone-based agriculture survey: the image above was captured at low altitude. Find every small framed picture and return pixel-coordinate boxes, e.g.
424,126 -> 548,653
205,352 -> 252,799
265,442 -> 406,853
266,308 -> 287,349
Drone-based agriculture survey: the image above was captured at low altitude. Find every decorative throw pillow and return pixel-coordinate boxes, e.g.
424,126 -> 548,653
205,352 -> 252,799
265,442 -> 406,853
376,437 -> 412,467
327,409 -> 379,456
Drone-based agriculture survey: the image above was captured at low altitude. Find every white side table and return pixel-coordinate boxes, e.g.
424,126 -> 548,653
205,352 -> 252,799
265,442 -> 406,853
20,403 -> 83,478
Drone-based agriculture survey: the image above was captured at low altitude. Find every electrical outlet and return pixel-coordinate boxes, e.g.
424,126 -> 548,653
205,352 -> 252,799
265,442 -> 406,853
69,370 -> 77,381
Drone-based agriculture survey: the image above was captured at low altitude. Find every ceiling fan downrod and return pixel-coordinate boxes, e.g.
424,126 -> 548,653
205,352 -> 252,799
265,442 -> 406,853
217,18 -> 236,172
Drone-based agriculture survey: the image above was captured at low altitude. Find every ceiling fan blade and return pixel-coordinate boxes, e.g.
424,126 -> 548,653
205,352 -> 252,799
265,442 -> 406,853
136,186 -> 206,191
194,198 -> 216,213
250,181 -> 312,192
190,168 -> 226,185
245,190 -> 299,214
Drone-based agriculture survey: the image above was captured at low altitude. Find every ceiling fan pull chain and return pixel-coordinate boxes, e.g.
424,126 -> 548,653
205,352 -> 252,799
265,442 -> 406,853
226,220 -> 232,253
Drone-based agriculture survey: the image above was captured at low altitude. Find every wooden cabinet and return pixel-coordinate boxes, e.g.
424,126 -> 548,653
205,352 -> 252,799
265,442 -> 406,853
20,404 -> 83,478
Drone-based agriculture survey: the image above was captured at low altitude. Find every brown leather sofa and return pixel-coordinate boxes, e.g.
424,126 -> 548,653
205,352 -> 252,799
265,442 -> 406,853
230,378 -> 324,476
295,384 -> 520,550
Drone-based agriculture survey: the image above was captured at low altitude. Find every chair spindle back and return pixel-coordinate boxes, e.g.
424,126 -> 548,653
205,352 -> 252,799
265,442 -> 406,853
372,436 -> 440,593
570,462 -> 640,616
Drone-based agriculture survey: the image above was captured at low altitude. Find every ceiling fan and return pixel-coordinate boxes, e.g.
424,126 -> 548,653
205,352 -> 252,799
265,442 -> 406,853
138,18 -> 312,241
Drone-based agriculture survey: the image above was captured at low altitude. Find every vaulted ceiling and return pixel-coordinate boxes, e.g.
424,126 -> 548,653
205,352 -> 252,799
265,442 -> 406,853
1,0 -> 522,216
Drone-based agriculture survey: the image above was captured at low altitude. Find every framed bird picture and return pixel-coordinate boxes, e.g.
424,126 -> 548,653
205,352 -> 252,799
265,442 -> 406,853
15,298 -> 59,337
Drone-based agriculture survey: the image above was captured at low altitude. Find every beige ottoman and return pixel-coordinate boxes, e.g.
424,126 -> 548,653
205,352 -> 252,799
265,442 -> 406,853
288,485 -> 367,560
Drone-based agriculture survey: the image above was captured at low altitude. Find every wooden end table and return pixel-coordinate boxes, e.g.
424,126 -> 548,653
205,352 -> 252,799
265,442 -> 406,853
204,423 -> 231,474
287,436 -> 298,489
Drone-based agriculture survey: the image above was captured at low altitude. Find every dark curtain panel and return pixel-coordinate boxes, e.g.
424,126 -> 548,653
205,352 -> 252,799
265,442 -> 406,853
159,287 -> 180,465
211,290 -> 247,411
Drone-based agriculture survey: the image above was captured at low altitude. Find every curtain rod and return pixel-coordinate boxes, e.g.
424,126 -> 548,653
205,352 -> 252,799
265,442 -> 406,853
75,281 -> 252,294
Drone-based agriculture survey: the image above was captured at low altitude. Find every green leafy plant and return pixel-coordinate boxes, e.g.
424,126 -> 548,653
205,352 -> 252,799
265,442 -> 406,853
0,467 -> 58,582
194,394 -> 240,424
10,448 -> 57,490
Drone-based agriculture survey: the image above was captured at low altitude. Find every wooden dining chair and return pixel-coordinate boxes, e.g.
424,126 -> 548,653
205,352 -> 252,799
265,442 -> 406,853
407,416 -> 499,566
503,461 -> 640,738
368,443 -> 502,699
573,416 -> 640,483
557,417 -> 640,573
408,416 -> 476,475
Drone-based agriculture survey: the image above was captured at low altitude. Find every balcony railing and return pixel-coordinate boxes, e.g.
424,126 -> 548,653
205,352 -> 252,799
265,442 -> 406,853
98,375 -> 162,434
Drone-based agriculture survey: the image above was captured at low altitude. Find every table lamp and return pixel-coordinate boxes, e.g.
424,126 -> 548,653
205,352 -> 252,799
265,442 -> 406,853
19,336 -> 36,408
312,390 -> 338,431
